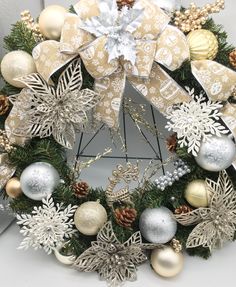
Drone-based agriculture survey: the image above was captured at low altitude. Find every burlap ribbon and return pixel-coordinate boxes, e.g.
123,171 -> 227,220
32,0 -> 191,128
191,60 -> 236,167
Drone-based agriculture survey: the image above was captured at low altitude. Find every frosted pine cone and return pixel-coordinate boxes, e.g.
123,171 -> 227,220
116,0 -> 135,9
114,207 -> 137,228
72,182 -> 89,198
229,49 -> 236,68
175,205 -> 193,214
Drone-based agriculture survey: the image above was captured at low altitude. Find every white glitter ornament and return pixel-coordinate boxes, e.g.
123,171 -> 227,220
195,135 -> 236,172
1,51 -> 36,88
139,207 -> 177,244
20,162 -> 60,201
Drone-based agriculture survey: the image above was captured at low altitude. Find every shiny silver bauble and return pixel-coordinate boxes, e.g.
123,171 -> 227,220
139,207 -> 177,244
20,162 -> 60,201
195,135 -> 236,172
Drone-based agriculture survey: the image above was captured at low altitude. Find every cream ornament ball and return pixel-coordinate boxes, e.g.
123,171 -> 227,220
0,51 -> 36,88
151,246 -> 184,278
185,179 -> 209,208
39,5 -> 67,40
187,29 -> 219,60
5,177 -> 22,199
74,201 -> 108,236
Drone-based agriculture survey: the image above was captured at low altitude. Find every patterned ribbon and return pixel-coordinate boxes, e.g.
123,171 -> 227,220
32,0 -> 191,128
191,60 -> 236,167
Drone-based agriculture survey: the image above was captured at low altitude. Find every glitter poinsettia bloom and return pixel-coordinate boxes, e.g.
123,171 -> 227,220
80,0 -> 144,64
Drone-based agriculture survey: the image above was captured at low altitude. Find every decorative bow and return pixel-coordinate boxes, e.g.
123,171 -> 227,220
32,0 -> 191,128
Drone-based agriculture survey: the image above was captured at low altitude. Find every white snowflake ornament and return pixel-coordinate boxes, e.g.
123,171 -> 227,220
166,89 -> 228,156
17,196 -> 77,254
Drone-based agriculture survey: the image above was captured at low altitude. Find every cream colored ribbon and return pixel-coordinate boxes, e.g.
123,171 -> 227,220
32,0 -> 191,128
191,60 -> 236,167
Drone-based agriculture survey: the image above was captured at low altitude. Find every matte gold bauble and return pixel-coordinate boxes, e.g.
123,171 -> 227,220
74,201 -> 108,236
1,51 -> 36,88
151,246 -> 184,278
39,5 -> 67,40
185,179 -> 209,208
5,177 -> 22,199
187,29 -> 218,60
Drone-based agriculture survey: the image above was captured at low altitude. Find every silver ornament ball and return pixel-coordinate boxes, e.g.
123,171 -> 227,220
20,162 -> 60,201
152,0 -> 180,13
139,207 -> 177,244
195,135 -> 236,172
1,51 -> 36,88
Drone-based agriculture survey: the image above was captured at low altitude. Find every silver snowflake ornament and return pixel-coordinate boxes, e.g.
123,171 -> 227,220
10,59 -> 100,149
17,196 -> 77,254
80,0 -> 144,64
175,171 -> 236,252
74,221 -> 160,287
166,90 -> 227,156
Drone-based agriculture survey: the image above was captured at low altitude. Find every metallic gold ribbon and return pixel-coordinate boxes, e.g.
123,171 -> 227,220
32,0 -> 191,128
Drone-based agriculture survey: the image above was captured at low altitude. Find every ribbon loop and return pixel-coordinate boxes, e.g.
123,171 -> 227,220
155,25 -> 190,71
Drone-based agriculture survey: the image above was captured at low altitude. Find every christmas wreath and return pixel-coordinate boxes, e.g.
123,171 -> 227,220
0,0 -> 236,286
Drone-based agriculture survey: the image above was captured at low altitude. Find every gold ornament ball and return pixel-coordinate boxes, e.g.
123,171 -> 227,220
187,29 -> 218,60
39,5 -> 67,40
1,51 -> 36,88
151,246 -> 184,278
74,201 -> 108,236
185,179 -> 209,208
5,177 -> 22,199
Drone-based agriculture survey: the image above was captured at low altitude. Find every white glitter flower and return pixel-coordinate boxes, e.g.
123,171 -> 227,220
80,0 -> 144,65
17,196 -> 77,254
166,89 -> 228,156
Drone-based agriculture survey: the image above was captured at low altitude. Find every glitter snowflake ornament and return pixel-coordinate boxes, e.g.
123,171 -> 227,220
74,221 -> 160,287
175,171 -> 236,252
80,0 -> 144,64
9,59 -> 100,149
166,89 -> 228,156
17,196 -> 77,254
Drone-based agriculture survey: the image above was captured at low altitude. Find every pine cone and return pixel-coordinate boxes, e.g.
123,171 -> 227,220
229,49 -> 236,68
72,182 -> 89,198
116,0 -> 135,9
166,133 -> 177,153
0,95 -> 9,116
114,207 -> 137,228
175,205 -> 193,214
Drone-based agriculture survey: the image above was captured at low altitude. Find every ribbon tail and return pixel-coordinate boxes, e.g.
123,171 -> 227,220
94,68 -> 126,129
191,60 -> 236,101
128,62 -> 191,115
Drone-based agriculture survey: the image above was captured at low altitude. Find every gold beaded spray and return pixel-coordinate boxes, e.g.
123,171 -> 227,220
0,130 -> 14,153
21,10 -> 44,42
174,0 -> 225,33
